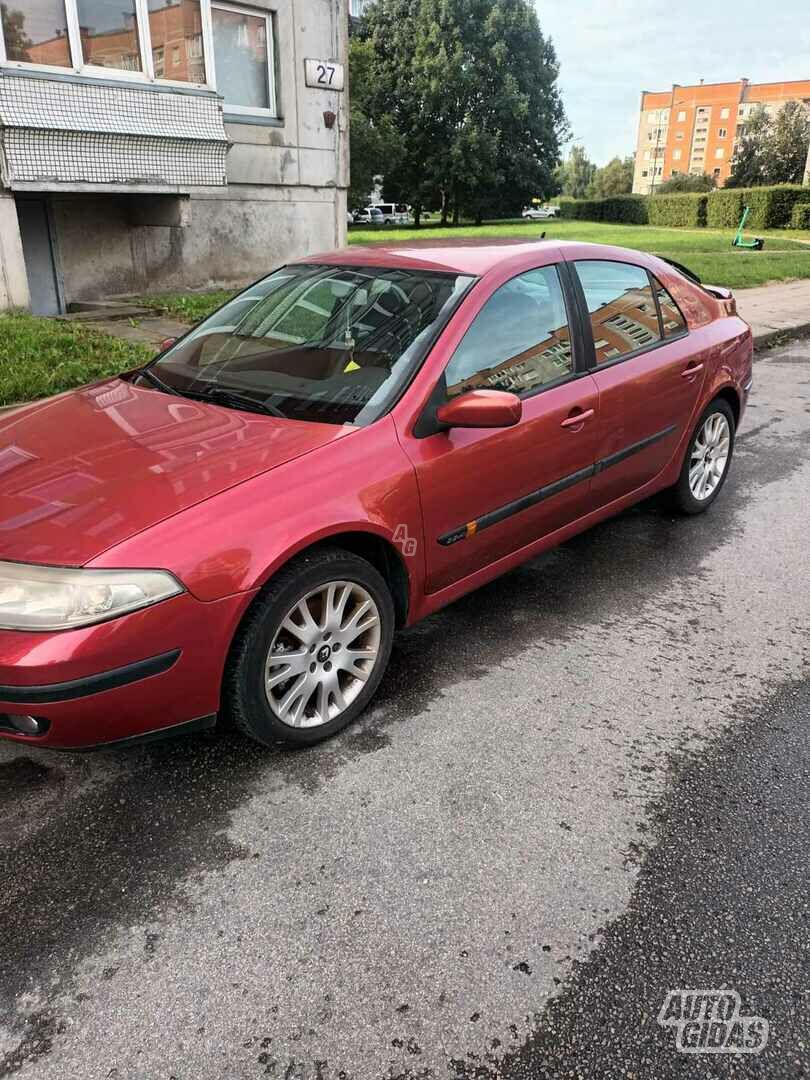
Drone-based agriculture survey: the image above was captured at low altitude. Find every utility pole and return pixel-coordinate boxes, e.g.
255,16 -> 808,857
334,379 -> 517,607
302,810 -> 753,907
804,136 -> 810,186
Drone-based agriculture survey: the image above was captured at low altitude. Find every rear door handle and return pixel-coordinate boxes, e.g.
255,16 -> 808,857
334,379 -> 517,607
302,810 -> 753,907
560,408 -> 595,429
681,363 -> 704,378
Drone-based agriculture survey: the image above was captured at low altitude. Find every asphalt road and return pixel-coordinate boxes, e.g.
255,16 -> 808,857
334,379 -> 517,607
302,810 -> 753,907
2,338 -> 809,1080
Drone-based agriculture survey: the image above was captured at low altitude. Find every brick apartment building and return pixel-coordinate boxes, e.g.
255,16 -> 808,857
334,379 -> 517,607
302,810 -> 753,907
633,78 -> 810,194
0,0 -> 349,314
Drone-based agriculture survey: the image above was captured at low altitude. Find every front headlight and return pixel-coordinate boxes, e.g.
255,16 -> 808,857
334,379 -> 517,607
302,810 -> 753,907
0,561 -> 184,632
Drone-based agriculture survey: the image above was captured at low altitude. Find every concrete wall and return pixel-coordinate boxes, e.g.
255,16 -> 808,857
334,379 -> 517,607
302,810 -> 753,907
1,0 -> 349,306
0,193 -> 30,309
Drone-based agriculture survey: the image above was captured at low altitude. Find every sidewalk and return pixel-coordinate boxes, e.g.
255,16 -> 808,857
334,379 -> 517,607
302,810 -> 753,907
735,279 -> 810,347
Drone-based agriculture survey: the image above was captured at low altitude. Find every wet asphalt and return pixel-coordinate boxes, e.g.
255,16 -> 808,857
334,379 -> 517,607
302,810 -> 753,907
1,338 -> 809,1080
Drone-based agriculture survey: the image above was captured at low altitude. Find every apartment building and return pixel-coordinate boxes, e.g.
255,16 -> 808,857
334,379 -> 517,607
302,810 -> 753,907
0,0 -> 349,314
633,78 -> 810,194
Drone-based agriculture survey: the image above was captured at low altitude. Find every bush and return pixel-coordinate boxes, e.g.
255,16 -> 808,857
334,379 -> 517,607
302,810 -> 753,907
791,202 -> 810,230
706,188 -> 747,229
648,193 -> 708,228
745,185 -> 810,229
558,195 -> 648,224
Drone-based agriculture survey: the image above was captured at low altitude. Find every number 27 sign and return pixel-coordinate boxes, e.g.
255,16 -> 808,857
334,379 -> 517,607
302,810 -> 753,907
304,59 -> 345,91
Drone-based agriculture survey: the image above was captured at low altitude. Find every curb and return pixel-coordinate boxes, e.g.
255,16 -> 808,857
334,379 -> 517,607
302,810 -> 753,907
752,322 -> 810,351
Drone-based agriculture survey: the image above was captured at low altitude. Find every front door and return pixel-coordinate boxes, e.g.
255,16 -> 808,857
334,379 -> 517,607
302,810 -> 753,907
16,199 -> 62,316
398,264 -> 600,594
569,258 -> 707,507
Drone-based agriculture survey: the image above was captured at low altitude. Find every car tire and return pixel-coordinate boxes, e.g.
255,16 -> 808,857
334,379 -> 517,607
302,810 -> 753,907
670,398 -> 735,515
223,547 -> 395,747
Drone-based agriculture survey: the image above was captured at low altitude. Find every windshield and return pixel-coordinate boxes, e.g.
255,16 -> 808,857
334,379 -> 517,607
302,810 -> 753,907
142,264 -> 474,426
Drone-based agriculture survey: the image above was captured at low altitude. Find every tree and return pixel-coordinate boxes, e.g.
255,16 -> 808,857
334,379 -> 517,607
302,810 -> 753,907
358,0 -> 567,224
0,5 -> 33,60
555,145 -> 596,199
728,102 -> 810,187
347,38 -> 402,207
655,171 -> 716,194
587,155 -> 634,198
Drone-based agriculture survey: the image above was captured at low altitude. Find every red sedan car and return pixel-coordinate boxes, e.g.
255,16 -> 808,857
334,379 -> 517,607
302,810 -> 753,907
0,240 -> 752,750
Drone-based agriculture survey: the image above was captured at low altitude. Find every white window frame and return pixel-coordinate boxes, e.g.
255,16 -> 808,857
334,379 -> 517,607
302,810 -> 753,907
0,0 -> 279,113
209,1 -> 277,117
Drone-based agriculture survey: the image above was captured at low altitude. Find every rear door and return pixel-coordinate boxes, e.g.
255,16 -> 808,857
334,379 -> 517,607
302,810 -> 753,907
568,258 -> 707,507
398,263 -> 600,594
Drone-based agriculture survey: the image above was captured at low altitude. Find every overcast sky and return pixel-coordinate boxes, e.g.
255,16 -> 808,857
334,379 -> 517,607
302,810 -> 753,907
536,0 -> 808,166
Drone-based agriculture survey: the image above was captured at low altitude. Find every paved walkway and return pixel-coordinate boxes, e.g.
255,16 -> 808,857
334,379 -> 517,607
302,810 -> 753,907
90,314 -> 189,348
735,279 -> 810,345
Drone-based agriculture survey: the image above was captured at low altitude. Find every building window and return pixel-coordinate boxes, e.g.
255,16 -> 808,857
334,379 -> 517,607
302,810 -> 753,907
1,0 -> 71,65
672,148 -> 682,161
76,0 -> 143,71
675,131 -> 684,140
720,107 -> 730,119
145,0 -> 206,84
718,127 -> 727,138
677,110 -> 686,122
211,2 -> 276,113
715,148 -> 725,159
641,169 -> 648,177
713,168 -> 721,178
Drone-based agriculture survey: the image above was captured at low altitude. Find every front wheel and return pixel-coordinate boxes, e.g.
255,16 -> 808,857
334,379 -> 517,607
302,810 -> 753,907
671,399 -> 735,514
224,548 -> 395,747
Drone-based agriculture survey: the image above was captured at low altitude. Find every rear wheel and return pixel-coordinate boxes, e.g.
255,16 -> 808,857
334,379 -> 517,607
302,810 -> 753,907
225,548 -> 395,747
671,399 -> 735,514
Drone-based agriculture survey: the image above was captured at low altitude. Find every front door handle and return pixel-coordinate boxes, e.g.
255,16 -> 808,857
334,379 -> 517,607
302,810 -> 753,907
561,407 -> 595,429
681,363 -> 704,378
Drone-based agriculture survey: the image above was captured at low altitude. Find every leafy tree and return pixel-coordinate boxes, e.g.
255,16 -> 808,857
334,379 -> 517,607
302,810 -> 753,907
655,171 -> 716,194
358,0 -> 567,225
554,145 -> 596,199
347,38 -> 402,207
587,155 -> 634,198
728,102 -> 810,187
0,5 -> 33,60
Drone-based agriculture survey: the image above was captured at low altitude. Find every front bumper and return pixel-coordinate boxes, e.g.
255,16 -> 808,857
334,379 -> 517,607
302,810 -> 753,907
0,590 -> 252,749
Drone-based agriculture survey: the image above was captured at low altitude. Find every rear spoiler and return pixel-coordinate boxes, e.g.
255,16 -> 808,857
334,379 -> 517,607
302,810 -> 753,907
661,257 -> 736,314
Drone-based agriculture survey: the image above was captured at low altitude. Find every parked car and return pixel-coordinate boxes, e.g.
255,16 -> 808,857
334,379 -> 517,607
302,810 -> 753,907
0,240 -> 752,750
353,207 -> 384,225
522,205 -> 558,220
371,202 -> 412,225
346,210 -> 354,226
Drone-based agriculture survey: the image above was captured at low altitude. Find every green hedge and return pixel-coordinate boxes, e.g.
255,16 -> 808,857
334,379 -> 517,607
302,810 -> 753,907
791,202 -> 810,230
647,193 -> 708,228
560,184 -> 810,229
558,195 -> 648,224
705,188 -> 746,229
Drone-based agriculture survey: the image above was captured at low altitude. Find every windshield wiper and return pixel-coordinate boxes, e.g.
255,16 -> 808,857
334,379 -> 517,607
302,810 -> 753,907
191,385 -> 287,419
137,366 -> 182,395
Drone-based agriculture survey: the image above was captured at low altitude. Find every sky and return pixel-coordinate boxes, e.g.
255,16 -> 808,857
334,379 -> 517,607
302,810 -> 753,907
536,0 -> 809,166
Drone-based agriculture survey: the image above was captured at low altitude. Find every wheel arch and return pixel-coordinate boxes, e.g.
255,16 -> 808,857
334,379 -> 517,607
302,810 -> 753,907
712,384 -> 741,427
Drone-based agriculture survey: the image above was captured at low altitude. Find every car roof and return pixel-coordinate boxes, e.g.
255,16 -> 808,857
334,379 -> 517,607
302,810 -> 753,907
298,238 -> 655,278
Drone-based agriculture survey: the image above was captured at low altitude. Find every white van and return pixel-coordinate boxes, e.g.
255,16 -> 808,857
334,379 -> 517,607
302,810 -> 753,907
370,202 -> 412,225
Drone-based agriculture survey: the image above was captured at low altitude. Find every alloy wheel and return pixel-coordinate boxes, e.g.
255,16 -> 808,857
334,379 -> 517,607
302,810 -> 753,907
689,412 -> 731,501
264,581 -> 382,728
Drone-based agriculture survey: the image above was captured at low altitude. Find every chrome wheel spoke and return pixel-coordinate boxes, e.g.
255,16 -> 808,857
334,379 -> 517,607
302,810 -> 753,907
689,412 -> 731,501
265,579 -> 382,729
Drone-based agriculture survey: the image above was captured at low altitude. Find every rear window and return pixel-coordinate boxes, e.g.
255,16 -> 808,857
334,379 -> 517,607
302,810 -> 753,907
652,276 -> 688,337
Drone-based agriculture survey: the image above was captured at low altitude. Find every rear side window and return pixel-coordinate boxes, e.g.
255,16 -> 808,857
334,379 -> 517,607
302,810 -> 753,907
652,276 -> 688,337
575,260 -> 661,365
444,265 -> 573,398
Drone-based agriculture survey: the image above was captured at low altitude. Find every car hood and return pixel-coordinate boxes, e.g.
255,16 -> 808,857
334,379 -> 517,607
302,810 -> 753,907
0,380 -> 352,566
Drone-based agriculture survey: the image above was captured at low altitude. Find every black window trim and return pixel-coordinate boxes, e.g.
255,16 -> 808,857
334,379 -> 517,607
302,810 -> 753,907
413,260 -> 587,438
648,269 -> 690,342
567,256 -> 689,373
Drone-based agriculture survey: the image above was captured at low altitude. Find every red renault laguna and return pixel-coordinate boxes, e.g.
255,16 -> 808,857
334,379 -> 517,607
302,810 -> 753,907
0,240 -> 752,750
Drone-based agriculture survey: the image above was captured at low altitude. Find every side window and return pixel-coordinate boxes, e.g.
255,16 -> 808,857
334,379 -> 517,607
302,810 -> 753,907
444,266 -> 573,398
575,260 -> 661,366
652,276 -> 688,337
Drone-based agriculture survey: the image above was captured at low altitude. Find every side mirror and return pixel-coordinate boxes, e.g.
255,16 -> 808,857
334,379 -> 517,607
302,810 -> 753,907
435,389 -> 522,430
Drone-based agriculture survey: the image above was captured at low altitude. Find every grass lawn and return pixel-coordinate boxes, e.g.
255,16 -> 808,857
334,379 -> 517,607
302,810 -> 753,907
134,289 -> 234,322
0,313 -> 152,407
349,220 -> 810,290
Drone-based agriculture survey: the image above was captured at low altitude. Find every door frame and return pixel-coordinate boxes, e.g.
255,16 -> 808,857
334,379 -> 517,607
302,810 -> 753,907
15,196 -> 67,315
